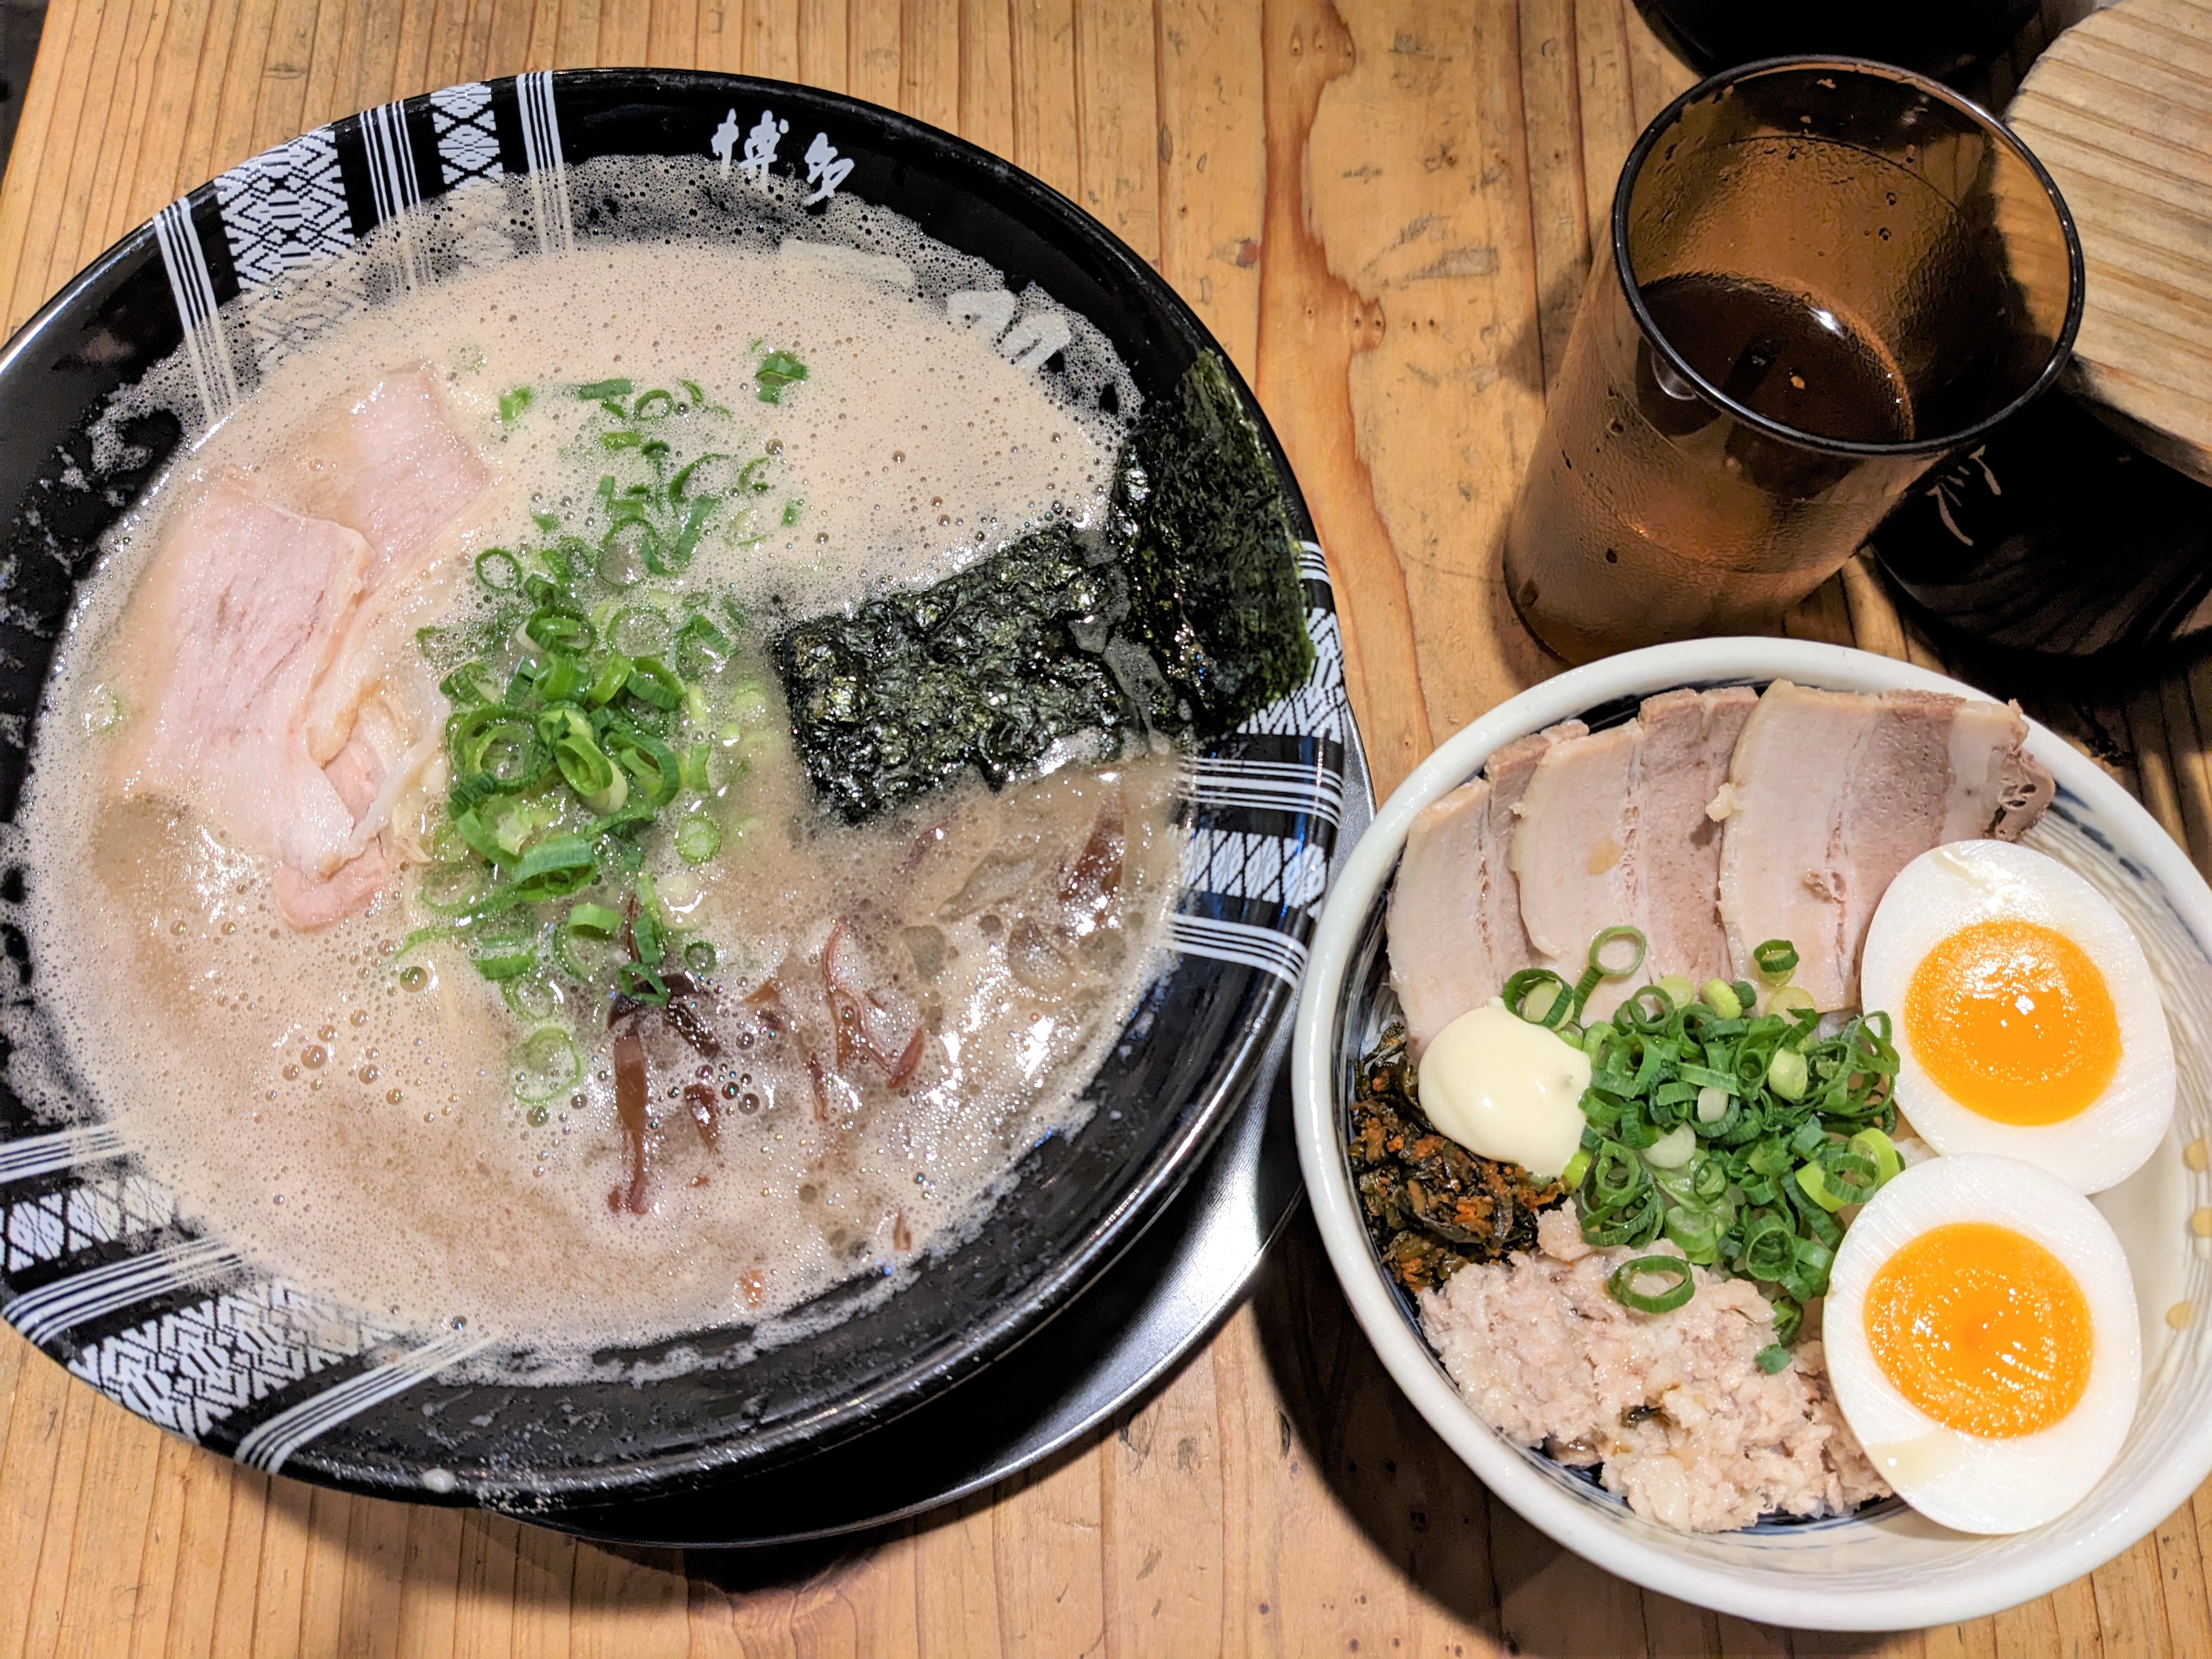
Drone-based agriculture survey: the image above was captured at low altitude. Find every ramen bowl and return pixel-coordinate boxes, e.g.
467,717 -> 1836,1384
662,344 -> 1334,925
0,70 -> 1354,1512
1291,637 -> 2212,1629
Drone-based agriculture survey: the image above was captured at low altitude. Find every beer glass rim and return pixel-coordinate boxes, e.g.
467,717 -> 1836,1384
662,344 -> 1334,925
1610,54 -> 2086,460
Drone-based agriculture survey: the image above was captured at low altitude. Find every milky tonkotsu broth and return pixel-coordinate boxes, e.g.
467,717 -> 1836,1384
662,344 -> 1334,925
10,170 -> 1187,1362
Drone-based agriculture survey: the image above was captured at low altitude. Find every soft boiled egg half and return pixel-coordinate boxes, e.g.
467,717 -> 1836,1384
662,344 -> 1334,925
1860,839 -> 2174,1194
1825,1153 -> 2139,1533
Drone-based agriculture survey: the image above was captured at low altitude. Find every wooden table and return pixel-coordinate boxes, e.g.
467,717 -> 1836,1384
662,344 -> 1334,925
1,2 -> 2207,1654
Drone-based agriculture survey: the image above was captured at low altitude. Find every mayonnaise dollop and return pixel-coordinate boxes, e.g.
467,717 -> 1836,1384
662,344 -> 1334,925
1416,1000 -> 1591,1177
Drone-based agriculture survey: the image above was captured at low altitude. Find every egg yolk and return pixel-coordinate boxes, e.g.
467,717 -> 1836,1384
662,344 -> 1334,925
1865,1221 -> 2092,1439
1903,919 -> 2119,1126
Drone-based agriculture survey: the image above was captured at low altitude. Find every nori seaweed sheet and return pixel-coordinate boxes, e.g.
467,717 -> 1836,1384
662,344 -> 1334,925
1112,351 -> 1315,728
1347,1022 -> 1565,1294
773,523 -> 1148,823
771,350 -> 1314,821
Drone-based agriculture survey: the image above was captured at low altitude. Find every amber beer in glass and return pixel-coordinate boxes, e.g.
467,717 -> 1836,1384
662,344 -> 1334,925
1504,58 -> 2083,664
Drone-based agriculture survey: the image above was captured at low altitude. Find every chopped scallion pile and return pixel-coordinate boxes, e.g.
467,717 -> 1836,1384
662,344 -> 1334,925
1506,929 -> 1903,1345
407,373 -> 797,1098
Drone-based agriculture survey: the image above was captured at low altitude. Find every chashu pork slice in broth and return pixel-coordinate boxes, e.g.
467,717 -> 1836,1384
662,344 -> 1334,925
110,474 -> 378,914
1713,681 -> 2053,1010
286,367 -> 493,768
283,366 -> 493,590
274,727 -> 392,928
1387,719 -> 1585,1056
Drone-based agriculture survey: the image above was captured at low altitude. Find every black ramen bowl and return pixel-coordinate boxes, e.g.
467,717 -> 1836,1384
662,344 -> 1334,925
0,70 -> 1351,1513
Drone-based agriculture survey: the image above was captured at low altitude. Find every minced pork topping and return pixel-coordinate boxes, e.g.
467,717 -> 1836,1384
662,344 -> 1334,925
1419,1204 -> 1890,1533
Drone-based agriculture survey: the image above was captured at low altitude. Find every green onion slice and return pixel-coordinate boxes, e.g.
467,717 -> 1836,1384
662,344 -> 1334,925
552,901 -> 623,982
1502,967 -> 1572,1028
1764,1046 -> 1808,1102
1607,1255 -> 1694,1314
624,655 -> 685,712
1662,1207 -> 1724,1265
439,662 -> 500,707
1579,1141 -> 1663,1249
525,603 -> 594,659
511,1024 -> 582,1103
1700,979 -> 1743,1019
469,934 -> 539,982
475,548 -> 522,593
1589,925 -> 1647,980
675,814 -> 722,865
669,494 -> 720,570
419,861 -> 490,916
1850,1126 -> 1905,1187
1770,1294 -> 1803,1346
604,724 -> 680,807
536,706 -> 627,814
533,656 -> 586,703
500,970 -> 565,1023
506,836 -> 599,904
631,898 -> 665,969
447,707 -> 550,793
671,453 -> 730,500
583,652 -> 633,707
754,349 -> 808,404
618,961 -> 671,1005
1753,939 -> 1800,982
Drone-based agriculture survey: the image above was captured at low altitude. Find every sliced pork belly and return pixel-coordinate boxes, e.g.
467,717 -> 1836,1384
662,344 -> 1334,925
1632,686 -> 1755,987
1509,721 -> 1638,1008
1387,720 -> 1585,1055
1831,691 -> 1960,1002
111,476 -> 371,889
1716,683 -> 1882,1009
290,369 -> 492,764
286,368 -> 492,584
1509,688 -> 1753,1018
1716,681 -> 2051,1010
273,730 -> 391,928
1951,698 -> 2056,839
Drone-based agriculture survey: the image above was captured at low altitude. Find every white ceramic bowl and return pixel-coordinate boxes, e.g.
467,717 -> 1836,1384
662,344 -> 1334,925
1291,637 -> 2212,1630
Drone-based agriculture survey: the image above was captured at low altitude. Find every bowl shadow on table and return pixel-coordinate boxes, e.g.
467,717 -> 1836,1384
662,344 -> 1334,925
375,1211 -> 1901,1651
1245,1211 -> 1904,1657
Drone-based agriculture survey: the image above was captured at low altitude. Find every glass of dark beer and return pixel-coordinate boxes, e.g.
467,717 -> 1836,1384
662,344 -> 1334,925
1505,58 -> 2083,664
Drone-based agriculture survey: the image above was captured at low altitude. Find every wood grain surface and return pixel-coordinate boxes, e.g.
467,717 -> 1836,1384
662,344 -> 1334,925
0,2 -> 2207,1655
2009,0 -> 2212,487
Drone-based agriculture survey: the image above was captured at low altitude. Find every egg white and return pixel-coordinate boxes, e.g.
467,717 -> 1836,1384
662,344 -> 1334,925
1825,1154 -> 2140,1535
1860,839 -> 2175,1195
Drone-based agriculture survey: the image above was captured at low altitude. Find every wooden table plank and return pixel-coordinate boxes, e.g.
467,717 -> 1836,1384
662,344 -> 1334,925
0,3 -> 2207,1655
